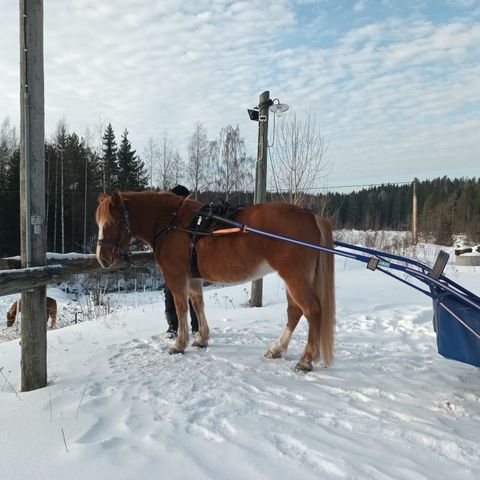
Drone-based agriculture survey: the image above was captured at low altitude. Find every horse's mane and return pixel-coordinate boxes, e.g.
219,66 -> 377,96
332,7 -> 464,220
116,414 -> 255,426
95,190 -> 180,226
95,195 -> 116,225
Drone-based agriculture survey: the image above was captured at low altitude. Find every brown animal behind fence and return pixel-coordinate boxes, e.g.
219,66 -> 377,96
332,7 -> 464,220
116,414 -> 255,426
6,297 -> 57,329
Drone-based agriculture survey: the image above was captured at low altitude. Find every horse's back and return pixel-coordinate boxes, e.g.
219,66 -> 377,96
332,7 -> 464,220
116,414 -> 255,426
239,202 -> 325,245
196,202 -> 330,283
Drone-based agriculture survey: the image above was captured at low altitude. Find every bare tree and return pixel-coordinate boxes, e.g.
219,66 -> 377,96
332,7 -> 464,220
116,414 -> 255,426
187,122 -> 210,199
270,112 -> 330,206
157,129 -> 179,190
207,138 -> 221,191
143,137 -> 158,189
215,124 -> 253,200
170,150 -> 185,187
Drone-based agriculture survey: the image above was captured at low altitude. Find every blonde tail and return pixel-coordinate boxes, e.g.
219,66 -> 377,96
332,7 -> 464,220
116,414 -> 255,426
314,215 -> 335,366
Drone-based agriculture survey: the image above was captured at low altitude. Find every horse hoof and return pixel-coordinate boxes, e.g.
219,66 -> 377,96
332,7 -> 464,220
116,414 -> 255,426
168,347 -> 184,355
295,361 -> 313,372
264,349 -> 281,359
191,339 -> 208,348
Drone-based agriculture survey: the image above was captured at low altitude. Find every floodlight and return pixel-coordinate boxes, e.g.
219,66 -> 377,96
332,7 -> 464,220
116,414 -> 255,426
269,98 -> 289,116
248,107 -> 259,121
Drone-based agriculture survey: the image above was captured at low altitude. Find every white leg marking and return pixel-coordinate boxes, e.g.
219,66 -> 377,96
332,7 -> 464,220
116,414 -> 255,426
266,327 -> 293,358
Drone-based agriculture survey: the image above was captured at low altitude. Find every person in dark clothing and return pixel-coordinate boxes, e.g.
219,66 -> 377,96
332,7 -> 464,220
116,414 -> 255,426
164,185 -> 199,337
170,184 -> 190,197
164,285 -> 199,337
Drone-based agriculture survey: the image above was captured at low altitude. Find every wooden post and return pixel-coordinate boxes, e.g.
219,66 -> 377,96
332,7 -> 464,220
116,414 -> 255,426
412,179 -> 417,246
250,91 -> 270,307
20,0 -> 47,391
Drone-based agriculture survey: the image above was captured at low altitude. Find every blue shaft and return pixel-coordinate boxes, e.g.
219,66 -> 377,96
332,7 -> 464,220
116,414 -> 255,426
209,214 -> 480,313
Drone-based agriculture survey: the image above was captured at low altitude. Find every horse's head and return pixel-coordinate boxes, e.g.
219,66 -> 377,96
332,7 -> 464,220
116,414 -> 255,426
95,192 -> 133,268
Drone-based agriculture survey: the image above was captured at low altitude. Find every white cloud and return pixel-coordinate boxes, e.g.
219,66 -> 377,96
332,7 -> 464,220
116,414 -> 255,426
354,1 -> 367,13
0,0 -> 479,189
447,0 -> 477,7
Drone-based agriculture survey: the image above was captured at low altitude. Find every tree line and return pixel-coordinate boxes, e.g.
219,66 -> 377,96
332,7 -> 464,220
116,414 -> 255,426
0,117 -> 254,256
305,178 -> 480,245
1,114 -> 478,257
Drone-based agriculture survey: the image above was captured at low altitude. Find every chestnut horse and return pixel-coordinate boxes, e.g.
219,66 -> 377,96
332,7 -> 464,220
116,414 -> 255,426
95,191 -> 335,372
6,296 -> 57,329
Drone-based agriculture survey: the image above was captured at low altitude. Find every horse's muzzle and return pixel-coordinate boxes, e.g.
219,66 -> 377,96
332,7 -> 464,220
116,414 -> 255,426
96,253 -> 114,269
96,239 -> 117,269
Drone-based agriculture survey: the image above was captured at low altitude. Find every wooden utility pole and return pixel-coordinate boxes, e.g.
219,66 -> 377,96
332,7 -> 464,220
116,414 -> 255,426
412,179 -> 418,245
250,91 -> 270,307
20,0 -> 47,391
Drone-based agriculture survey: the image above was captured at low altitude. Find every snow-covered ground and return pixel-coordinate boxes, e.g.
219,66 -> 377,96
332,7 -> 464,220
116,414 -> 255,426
0,240 -> 479,480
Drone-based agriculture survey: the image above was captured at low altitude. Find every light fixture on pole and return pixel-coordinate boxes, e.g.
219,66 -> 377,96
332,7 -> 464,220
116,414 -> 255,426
269,98 -> 289,116
248,98 -> 289,121
248,107 -> 259,121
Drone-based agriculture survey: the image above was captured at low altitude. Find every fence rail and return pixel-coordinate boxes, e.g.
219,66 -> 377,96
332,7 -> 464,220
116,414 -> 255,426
0,252 -> 156,297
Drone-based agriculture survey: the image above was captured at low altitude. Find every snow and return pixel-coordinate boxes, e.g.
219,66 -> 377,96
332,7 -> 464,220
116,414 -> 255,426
4,252 -> 100,261
1,241 -> 479,480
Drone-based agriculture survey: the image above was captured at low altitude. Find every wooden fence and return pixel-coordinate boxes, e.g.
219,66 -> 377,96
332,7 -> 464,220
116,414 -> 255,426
0,252 -> 157,297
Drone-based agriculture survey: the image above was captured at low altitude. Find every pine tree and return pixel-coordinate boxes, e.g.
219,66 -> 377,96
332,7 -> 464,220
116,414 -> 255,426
65,133 -> 92,251
0,148 -> 20,256
82,147 -> 103,252
116,129 -> 148,191
0,118 -> 18,192
102,123 -> 119,193
0,118 -> 19,254
54,121 -> 68,253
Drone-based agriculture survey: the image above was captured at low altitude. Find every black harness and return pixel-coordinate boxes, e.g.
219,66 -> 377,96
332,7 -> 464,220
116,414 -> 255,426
97,194 -> 242,276
187,201 -> 243,277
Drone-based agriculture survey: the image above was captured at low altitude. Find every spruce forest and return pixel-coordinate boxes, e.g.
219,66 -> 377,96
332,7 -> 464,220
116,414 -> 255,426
0,117 -> 479,257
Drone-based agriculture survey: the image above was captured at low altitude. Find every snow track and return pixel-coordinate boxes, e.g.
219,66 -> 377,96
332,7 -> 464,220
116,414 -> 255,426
1,253 -> 479,479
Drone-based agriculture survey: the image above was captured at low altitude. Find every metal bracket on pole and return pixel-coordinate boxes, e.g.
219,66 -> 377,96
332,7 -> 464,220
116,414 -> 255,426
31,215 -> 43,234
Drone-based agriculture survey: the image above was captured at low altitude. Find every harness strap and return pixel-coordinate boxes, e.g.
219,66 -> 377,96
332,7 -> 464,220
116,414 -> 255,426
152,197 -> 189,249
152,202 -> 245,278
188,212 -> 247,278
151,196 -> 204,278
120,197 -> 133,235
211,226 -> 247,235
191,247 -> 201,278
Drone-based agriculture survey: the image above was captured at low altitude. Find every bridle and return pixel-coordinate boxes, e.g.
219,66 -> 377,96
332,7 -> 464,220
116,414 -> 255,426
96,195 -> 139,264
96,193 -> 189,264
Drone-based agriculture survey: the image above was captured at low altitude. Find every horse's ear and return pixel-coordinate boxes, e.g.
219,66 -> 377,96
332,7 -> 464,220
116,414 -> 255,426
111,191 -> 122,207
98,192 -> 108,203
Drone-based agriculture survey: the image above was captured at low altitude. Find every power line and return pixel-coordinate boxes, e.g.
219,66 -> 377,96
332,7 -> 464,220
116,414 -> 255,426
270,181 -> 413,193
304,181 -> 413,191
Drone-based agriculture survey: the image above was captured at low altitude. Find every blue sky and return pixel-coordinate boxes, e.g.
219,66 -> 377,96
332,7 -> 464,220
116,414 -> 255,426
0,0 -> 479,192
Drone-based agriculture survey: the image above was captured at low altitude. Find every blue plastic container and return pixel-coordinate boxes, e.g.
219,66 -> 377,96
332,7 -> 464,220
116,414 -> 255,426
433,293 -> 480,367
